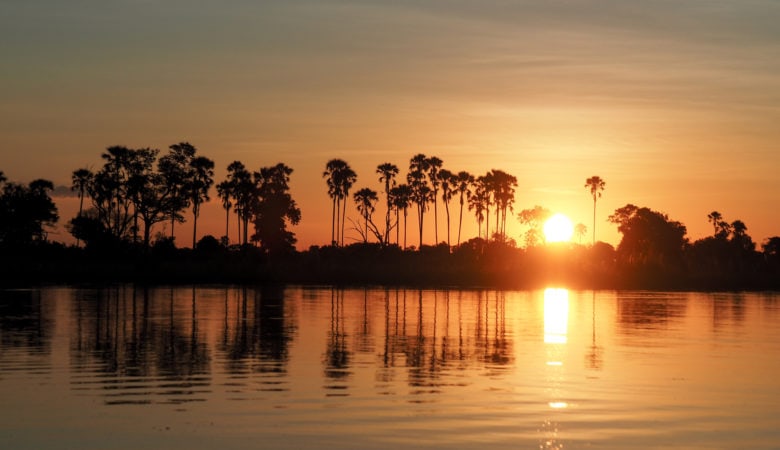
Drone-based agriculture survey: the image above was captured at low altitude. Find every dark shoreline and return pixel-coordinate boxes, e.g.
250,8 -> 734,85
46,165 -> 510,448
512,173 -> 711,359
2,241 -> 778,292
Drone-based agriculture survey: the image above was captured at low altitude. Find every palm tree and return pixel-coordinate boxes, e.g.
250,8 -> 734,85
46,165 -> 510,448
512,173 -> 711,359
323,159 -> 347,246
490,169 -> 517,241
338,164 -> 357,246
408,154 -> 431,248
71,168 -> 93,218
585,175 -> 606,245
426,156 -> 443,243
70,168 -> 94,247
455,171 -> 473,246
189,156 -> 215,248
376,163 -> 399,245
707,211 -> 730,238
226,161 -> 254,245
390,184 -> 412,249
575,223 -> 587,244
469,179 -> 488,240
354,188 -> 378,242
437,169 -> 455,248
216,180 -> 233,244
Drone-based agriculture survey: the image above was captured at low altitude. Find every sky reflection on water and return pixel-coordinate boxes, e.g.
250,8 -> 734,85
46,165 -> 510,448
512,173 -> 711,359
1,286 -> 779,449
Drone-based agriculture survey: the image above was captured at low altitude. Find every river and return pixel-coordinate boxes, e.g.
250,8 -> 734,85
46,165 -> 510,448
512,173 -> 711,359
1,286 -> 779,449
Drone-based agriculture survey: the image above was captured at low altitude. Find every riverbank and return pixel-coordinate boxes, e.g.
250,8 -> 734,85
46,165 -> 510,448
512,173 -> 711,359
1,241 -> 778,291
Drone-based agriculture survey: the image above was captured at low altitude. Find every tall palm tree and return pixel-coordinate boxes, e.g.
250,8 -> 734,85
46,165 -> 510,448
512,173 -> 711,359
70,168 -> 94,247
338,164 -> 357,246
469,179 -> 489,240
575,223 -> 587,244
585,175 -> 606,245
437,169 -> 455,248
376,163 -> 399,245
323,159 -> 347,246
707,210 -> 731,238
455,171 -> 473,246
408,153 -> 431,248
426,156 -> 443,243
216,179 -> 233,244
354,187 -> 378,242
226,161 -> 254,245
71,168 -> 93,218
390,184 -> 412,249
490,169 -> 517,241
189,156 -> 215,248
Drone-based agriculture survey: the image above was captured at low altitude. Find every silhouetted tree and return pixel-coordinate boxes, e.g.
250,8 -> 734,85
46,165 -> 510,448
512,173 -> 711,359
763,237 -> 780,264
129,148 -> 174,247
426,156 -> 443,243
455,171 -> 473,246
609,204 -> 687,273
518,205 -> 551,247
158,142 -> 196,240
71,168 -> 94,247
216,180 -> 233,245
730,220 -> 755,252
469,175 -> 490,239
71,168 -> 93,219
323,159 -> 357,247
251,163 -> 301,254
389,183 -> 412,249
324,159 -> 346,246
188,156 -> 215,248
408,154 -> 432,248
707,210 -> 731,239
575,223 -> 587,244
376,163 -> 399,245
438,169 -> 456,248
0,177 -> 58,246
353,187 -> 378,243
226,161 -> 254,245
585,176 -> 606,244
88,146 -> 136,240
490,169 -> 517,240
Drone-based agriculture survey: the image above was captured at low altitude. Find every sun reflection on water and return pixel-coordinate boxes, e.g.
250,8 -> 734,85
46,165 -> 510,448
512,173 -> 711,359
544,288 -> 569,344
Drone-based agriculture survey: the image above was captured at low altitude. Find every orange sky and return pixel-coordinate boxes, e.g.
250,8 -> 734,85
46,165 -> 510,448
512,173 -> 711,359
2,1 -> 779,249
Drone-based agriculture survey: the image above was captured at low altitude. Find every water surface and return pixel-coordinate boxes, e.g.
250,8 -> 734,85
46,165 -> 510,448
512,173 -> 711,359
1,286 -> 779,449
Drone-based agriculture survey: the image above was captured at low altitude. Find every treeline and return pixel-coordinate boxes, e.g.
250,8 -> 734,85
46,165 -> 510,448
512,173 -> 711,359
1,146 -> 779,290
65,143 -> 300,254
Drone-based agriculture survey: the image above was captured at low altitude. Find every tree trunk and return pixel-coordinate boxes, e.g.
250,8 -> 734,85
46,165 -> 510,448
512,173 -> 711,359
418,203 -> 424,249
592,197 -> 597,245
331,197 -> 336,246
403,208 -> 408,249
457,196 -> 464,246
225,208 -> 230,245
433,194 -> 438,244
143,218 -> 152,248
341,197 -> 347,247
192,207 -> 198,249
395,206 -> 400,246
445,201 -> 451,248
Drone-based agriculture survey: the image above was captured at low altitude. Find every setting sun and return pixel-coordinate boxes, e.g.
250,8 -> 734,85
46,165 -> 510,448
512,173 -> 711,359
544,214 -> 574,243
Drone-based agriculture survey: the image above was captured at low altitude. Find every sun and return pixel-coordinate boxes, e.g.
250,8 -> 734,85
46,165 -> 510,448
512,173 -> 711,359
544,213 -> 574,243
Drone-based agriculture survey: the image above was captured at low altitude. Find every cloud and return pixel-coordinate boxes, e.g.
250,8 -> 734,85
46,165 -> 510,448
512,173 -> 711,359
52,185 -> 77,198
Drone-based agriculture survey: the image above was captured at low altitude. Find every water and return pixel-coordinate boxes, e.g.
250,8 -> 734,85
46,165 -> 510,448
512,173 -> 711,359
1,286 -> 779,449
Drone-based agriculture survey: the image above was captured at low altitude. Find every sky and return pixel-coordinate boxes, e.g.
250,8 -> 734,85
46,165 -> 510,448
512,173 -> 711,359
2,0 -> 779,249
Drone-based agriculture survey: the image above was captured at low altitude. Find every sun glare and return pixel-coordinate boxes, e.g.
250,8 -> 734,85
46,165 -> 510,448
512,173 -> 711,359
544,213 -> 574,243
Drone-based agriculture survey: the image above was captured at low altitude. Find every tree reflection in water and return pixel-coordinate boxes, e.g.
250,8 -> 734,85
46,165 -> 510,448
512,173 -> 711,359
324,288 -> 351,395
